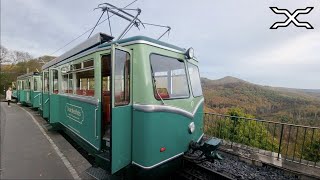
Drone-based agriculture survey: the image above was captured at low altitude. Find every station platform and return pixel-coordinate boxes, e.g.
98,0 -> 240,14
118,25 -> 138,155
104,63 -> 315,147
0,102 -> 92,179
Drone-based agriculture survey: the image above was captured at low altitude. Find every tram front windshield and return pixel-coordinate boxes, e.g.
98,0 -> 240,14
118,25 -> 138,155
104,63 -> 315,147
150,54 -> 189,99
188,62 -> 203,97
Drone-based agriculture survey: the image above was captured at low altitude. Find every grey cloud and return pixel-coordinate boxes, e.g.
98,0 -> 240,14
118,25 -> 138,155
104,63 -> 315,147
1,0 -> 319,88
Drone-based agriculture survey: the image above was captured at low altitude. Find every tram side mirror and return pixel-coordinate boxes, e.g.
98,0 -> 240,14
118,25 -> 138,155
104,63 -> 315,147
185,47 -> 194,59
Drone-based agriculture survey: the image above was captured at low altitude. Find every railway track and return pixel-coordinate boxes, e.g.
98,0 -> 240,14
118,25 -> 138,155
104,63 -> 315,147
174,159 -> 234,180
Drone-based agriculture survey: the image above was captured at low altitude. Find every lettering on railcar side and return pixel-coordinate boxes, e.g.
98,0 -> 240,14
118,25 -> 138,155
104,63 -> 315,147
65,103 -> 84,124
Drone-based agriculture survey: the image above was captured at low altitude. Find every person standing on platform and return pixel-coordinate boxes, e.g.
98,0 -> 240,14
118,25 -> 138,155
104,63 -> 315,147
6,87 -> 12,107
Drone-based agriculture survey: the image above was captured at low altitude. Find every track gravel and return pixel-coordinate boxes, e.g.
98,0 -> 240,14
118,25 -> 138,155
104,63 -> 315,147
199,151 -> 299,180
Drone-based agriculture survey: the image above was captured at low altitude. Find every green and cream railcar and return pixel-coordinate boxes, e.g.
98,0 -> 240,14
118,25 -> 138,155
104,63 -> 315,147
42,33 -> 204,174
17,72 -> 42,107
11,81 -> 18,99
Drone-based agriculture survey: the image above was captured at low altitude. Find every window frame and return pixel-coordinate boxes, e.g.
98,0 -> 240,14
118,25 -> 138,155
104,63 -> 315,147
83,59 -> 94,68
71,58 -> 95,97
101,54 -> 112,94
34,77 -> 38,92
61,65 -> 73,94
149,53 -> 190,101
114,49 -> 131,107
71,58 -> 94,71
43,71 -> 49,93
25,78 -> 30,90
61,72 -> 70,94
51,69 -> 59,94
187,62 -> 203,97
22,80 -> 25,90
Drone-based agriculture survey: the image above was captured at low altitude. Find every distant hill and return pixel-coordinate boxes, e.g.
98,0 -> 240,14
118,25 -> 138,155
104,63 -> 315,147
202,76 -> 247,85
202,76 -> 320,126
266,86 -> 320,100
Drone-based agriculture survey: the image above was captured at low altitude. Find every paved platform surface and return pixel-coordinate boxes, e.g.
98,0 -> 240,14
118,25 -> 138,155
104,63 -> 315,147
0,102 -> 92,179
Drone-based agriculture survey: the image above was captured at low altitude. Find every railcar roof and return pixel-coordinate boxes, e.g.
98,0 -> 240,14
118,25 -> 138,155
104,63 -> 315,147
97,36 -> 185,52
17,72 -> 40,79
42,35 -> 186,70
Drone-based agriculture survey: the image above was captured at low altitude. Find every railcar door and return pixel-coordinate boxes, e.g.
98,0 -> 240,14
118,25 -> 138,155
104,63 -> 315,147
42,71 -> 50,119
111,44 -> 132,174
26,77 -> 31,103
49,68 -> 59,124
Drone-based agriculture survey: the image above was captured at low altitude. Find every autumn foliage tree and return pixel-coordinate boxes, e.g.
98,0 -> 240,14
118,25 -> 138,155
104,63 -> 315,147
205,108 -> 276,151
0,45 -> 55,95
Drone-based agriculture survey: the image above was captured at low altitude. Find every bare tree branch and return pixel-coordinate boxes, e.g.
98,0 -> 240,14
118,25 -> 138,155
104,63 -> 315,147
10,50 -> 33,64
0,45 -> 9,64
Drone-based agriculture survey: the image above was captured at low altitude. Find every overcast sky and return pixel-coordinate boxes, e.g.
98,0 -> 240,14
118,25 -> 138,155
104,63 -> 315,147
1,0 -> 320,89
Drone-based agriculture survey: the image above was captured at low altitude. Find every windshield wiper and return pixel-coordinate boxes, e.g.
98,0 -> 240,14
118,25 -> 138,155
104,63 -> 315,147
150,67 -> 166,105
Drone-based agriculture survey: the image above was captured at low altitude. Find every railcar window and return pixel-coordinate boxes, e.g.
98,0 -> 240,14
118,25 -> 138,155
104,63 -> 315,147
102,77 -> 110,92
150,54 -> 189,99
68,74 -> 73,94
62,74 -> 68,93
34,78 -> 38,91
62,66 -> 73,94
74,63 -> 82,69
12,82 -> 16,90
75,69 -> 95,96
33,77 -> 40,91
43,72 -> 49,93
52,70 -> 59,94
102,55 -> 111,94
114,50 -> 130,106
83,60 -> 94,68
28,78 -> 31,90
188,63 -> 203,97
25,79 -> 30,90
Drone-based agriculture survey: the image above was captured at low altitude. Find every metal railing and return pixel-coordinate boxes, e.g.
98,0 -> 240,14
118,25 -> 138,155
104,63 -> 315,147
204,113 -> 320,168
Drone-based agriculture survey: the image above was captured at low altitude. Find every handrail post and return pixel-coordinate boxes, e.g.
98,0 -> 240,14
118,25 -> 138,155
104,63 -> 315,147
231,117 -> 237,148
203,112 -> 320,167
278,124 -> 284,160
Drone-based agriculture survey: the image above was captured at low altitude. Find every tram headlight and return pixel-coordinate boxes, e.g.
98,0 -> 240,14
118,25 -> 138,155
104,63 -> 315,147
188,122 -> 195,134
185,47 -> 194,59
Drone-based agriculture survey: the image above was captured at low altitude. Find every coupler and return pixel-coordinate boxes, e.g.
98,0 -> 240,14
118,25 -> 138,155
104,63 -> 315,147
185,137 -> 223,163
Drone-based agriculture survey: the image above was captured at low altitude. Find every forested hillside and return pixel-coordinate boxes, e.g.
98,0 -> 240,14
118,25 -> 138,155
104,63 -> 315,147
0,45 -> 55,96
202,76 -> 320,127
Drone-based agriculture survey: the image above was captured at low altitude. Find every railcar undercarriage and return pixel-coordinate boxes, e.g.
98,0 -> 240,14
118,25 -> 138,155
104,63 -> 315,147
185,137 -> 223,164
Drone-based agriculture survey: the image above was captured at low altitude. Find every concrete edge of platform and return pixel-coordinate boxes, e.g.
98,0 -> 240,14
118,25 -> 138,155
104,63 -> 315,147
0,102 -> 6,173
219,144 -> 320,180
16,104 -> 93,180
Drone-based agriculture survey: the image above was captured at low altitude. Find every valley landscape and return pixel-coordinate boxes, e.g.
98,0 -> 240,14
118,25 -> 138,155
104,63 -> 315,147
202,76 -> 320,127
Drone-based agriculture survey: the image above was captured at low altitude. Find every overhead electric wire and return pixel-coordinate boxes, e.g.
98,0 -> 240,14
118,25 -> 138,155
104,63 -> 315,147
118,21 -> 135,40
106,9 -> 112,36
87,11 -> 105,39
49,0 -> 138,56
